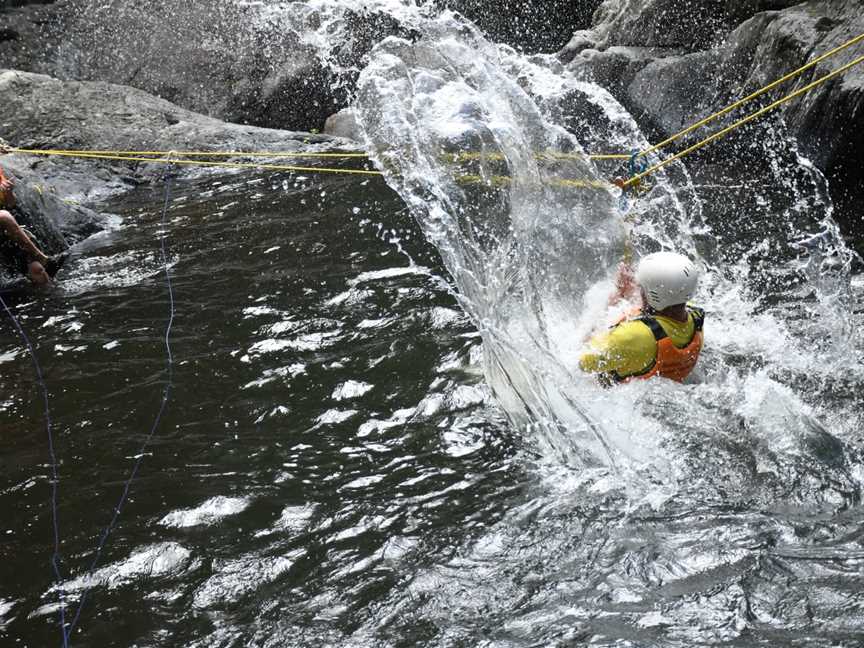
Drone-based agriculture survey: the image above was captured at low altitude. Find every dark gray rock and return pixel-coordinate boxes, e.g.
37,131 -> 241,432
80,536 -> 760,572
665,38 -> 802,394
563,0 -> 864,251
724,0 -> 813,25
436,0 -> 603,53
626,50 -> 725,139
2,0 -> 420,133
570,46 -> 674,107
0,1 -> 60,73
562,0 -> 719,56
563,0 -> 805,54
46,1 -> 336,131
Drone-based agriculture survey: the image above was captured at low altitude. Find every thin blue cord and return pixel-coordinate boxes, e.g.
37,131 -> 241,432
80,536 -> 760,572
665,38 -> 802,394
63,173 -> 177,643
0,294 -> 69,648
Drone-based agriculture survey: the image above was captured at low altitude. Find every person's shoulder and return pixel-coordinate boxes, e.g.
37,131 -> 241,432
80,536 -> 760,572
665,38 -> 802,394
687,305 -> 706,327
610,319 -> 657,346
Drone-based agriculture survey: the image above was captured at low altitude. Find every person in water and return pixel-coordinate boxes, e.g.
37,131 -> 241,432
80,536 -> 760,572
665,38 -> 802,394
580,251 -> 704,385
0,165 -> 66,285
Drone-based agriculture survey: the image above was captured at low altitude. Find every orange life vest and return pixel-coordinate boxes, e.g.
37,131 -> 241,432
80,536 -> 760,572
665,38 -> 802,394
614,307 -> 705,384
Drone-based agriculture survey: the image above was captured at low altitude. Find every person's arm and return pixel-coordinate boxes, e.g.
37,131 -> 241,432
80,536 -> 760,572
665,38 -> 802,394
608,260 -> 639,306
0,211 -> 48,264
0,165 -> 16,209
579,323 -> 657,381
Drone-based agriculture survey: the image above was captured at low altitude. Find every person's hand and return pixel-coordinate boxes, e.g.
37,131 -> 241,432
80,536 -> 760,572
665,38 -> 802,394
615,261 -> 634,293
608,260 -> 639,307
0,174 -> 14,208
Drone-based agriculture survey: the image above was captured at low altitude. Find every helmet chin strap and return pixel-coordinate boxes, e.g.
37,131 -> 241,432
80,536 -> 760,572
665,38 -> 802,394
637,287 -> 654,314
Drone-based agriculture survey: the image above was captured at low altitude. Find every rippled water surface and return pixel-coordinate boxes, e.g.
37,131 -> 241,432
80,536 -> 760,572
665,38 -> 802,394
1,169 -> 863,648
1,173 -> 523,647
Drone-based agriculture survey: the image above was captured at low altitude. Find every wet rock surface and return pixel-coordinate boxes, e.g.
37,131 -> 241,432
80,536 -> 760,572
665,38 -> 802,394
563,0 -> 864,248
1,0 -> 421,133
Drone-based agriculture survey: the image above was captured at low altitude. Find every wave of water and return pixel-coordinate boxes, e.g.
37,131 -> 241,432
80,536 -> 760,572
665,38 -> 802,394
289,1 -> 863,490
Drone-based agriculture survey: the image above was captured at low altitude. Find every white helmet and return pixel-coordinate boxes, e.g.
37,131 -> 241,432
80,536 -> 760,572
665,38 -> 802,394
635,252 -> 700,311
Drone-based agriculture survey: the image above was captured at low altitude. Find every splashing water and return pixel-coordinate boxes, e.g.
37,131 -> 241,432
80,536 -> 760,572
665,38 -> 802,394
308,1 -> 864,490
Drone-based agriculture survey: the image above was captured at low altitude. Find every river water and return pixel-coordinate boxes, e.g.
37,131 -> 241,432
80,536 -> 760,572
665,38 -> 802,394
3,2 -> 864,647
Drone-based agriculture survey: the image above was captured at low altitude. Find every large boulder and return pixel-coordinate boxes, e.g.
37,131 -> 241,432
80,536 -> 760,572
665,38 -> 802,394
46,1 -> 340,132
562,0 -> 864,251
0,68 -> 344,186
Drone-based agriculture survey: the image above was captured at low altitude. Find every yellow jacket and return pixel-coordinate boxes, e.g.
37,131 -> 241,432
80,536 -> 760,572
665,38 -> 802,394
580,311 -> 699,380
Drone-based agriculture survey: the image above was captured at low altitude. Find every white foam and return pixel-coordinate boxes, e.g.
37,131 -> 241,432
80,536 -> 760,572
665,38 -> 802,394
0,599 -> 15,627
192,552 -> 302,610
317,409 -> 358,425
54,543 -> 192,594
159,496 -> 251,528
332,380 -> 374,401
349,265 -> 430,286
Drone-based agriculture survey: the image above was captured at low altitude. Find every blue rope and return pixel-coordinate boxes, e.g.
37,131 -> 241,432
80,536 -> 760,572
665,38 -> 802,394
63,172 -> 177,643
619,150 -> 650,214
0,294 -> 69,648
628,149 -> 648,179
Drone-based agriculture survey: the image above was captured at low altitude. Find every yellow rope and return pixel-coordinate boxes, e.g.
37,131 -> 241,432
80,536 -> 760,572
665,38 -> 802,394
638,31 -> 864,159
623,52 -> 864,188
16,148 -> 628,163
13,148 -> 613,189
445,151 -> 629,162
457,174 -> 611,189
9,148 -> 385,177
589,154 -> 632,160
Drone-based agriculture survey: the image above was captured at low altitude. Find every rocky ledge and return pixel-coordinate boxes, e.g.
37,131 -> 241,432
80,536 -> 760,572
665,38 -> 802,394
0,69 -> 352,287
2,0 -> 603,134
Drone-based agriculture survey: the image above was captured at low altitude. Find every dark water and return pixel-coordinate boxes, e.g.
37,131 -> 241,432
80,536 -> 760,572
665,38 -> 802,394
2,171 -> 864,648
1,172 -> 521,647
